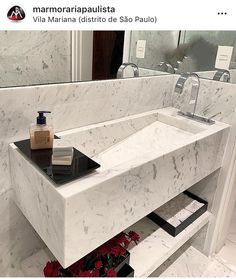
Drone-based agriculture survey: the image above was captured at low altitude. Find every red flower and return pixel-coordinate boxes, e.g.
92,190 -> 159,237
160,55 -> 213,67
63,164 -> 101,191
114,232 -> 126,244
68,259 -> 84,274
91,269 -> 99,277
128,231 -> 140,243
114,232 -> 130,248
78,271 -> 93,277
111,245 -> 126,257
105,268 -> 117,277
78,270 -> 100,277
95,260 -> 103,269
119,246 -> 126,256
98,243 -> 111,255
43,261 -> 61,277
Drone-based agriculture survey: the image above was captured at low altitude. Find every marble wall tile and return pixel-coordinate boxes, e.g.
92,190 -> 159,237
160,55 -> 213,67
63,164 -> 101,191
0,31 -> 71,87
0,87 -> 36,195
0,190 -> 44,276
35,75 -> 174,131
172,75 -> 236,125
195,80 -> 236,125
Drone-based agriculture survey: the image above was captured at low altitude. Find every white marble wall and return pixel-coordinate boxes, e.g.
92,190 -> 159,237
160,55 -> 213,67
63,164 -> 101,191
0,31 -> 71,87
0,75 -> 174,274
172,75 -> 236,255
172,76 -> 236,125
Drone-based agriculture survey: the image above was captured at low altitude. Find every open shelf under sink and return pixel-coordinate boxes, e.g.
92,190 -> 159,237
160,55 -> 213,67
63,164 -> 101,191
21,212 -> 211,277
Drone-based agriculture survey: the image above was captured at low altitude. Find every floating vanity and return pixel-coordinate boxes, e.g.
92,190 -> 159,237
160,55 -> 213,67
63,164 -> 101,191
9,107 -> 229,269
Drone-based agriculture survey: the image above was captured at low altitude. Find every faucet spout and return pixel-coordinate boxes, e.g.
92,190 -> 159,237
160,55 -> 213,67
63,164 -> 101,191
174,72 -> 200,117
213,69 -> 230,82
117,63 -> 139,79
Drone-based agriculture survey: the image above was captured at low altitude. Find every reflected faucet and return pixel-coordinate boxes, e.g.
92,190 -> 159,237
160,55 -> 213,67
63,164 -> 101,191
174,61 -> 183,74
158,62 -> 175,74
174,73 -> 200,117
213,69 -> 230,82
117,63 -> 139,78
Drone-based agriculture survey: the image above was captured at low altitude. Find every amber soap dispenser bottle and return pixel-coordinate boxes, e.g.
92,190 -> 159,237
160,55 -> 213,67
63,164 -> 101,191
30,111 -> 54,150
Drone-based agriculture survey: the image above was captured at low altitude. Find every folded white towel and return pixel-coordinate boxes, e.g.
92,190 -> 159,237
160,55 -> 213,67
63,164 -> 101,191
53,139 -> 74,157
52,155 -> 73,166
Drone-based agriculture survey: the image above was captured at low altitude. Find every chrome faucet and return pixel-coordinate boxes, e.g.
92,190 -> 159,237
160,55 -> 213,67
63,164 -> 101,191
213,69 -> 230,82
174,73 -> 215,124
117,63 -> 139,78
175,72 -> 200,117
158,62 -> 175,74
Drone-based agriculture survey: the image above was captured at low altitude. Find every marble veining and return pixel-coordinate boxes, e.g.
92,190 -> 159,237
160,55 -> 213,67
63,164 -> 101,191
126,213 -> 211,277
0,31 -> 71,88
1,70 -> 236,274
0,74 -> 174,273
9,107 -> 229,268
18,212 -> 211,277
171,74 -> 236,258
172,74 -> 236,125
57,110 -> 159,158
151,245 -> 236,277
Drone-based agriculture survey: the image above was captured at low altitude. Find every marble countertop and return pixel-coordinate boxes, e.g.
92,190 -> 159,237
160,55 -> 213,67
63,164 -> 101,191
9,107 -> 230,267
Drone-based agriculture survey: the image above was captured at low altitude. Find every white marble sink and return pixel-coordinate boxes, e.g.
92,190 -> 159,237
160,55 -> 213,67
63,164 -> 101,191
9,107 -> 229,268
93,109 -> 206,171
57,108 -> 212,172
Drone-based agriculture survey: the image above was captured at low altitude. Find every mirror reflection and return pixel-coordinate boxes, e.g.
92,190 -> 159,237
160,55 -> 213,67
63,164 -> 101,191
126,31 -> 236,83
1,30 -> 236,88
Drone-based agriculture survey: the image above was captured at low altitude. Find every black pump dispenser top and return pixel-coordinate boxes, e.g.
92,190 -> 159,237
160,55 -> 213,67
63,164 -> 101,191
37,111 -> 51,125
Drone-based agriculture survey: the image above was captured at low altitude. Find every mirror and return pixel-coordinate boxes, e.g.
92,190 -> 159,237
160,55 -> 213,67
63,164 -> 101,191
125,31 -> 236,83
1,30 -> 236,88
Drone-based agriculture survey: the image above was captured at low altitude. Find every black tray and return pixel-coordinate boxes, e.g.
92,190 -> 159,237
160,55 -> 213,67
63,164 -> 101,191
147,191 -> 208,237
14,138 -> 100,186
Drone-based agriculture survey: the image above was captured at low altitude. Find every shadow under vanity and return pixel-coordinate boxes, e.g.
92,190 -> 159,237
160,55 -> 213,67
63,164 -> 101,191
4,73 -> 235,276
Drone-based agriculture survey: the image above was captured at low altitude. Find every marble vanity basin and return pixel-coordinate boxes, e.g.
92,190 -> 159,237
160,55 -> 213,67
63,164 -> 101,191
9,107 -> 229,268
57,108 -> 205,169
